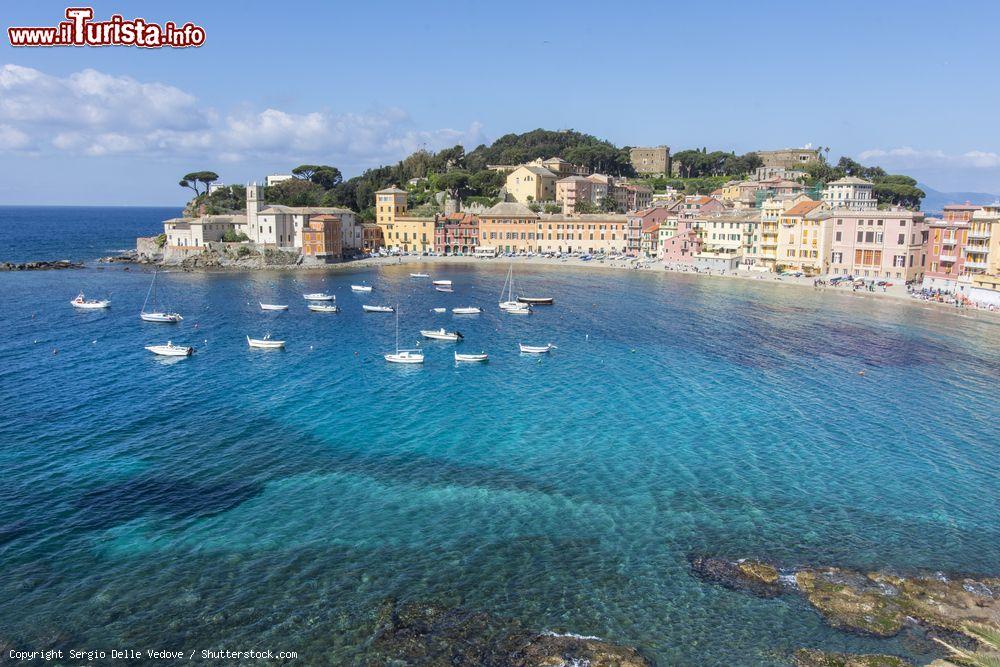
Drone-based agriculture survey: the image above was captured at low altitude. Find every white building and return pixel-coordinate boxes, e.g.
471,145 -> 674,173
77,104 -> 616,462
822,176 -> 876,210
246,183 -> 359,250
163,214 -> 247,248
265,174 -> 294,187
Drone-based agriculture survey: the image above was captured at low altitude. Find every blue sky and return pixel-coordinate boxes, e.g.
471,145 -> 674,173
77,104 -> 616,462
2,0 -> 999,205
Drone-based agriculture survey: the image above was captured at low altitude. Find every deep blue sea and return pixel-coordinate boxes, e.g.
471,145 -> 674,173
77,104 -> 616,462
0,207 -> 998,665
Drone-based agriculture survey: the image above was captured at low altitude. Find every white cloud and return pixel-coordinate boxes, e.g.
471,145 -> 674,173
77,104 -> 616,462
0,64 -> 485,170
858,146 -> 1000,170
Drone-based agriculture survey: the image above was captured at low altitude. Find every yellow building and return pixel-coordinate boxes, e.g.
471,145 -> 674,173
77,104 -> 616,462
505,165 -> 557,205
373,185 -> 435,253
969,203 -> 1000,305
775,200 -> 830,274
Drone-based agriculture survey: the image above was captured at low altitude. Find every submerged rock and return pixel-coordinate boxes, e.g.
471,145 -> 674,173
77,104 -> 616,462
0,260 -> 83,271
689,556 -> 999,640
795,568 -> 906,637
688,555 -> 786,598
793,648 -> 912,667
367,599 -> 652,666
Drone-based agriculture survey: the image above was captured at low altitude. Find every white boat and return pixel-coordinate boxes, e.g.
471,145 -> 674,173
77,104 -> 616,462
421,328 -> 463,342
435,286 -> 454,293
498,264 -> 521,311
385,306 -> 424,364
432,279 -> 453,287
363,304 -> 394,313
519,343 -> 555,354
303,292 -> 334,301
140,312 -> 184,323
260,302 -> 288,311
452,307 -> 481,314
455,352 -> 488,363
145,341 -> 192,356
505,304 -> 532,315
410,273 -> 430,278
70,293 -> 110,310
351,284 -> 373,292
140,270 -> 183,323
308,303 -> 340,313
432,307 -> 447,313
247,334 -> 285,349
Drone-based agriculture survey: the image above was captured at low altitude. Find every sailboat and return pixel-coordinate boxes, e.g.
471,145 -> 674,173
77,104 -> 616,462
140,270 -> 183,323
385,305 -> 424,364
499,265 -> 525,312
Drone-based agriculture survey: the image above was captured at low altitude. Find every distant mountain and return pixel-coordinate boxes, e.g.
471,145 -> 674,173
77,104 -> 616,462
918,183 -> 999,215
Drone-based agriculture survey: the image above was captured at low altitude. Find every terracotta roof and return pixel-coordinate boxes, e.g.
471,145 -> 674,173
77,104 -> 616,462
641,221 -> 660,233
482,201 -> 540,218
785,201 -> 823,216
376,185 -> 407,194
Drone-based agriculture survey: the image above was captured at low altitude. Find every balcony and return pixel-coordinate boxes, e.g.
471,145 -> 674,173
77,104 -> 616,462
965,260 -> 989,270
968,230 -> 992,240
941,237 -> 956,246
938,254 -> 957,263
963,245 -> 989,256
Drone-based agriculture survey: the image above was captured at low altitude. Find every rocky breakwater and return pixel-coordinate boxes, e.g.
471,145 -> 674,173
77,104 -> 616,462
366,598 -> 653,666
1,259 -> 84,271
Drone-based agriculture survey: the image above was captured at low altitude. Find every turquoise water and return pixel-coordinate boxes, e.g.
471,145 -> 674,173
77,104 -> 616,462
0,209 -> 998,665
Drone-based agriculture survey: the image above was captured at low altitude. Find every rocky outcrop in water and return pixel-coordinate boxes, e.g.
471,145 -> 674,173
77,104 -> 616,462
0,260 -> 83,271
793,648 -> 912,667
688,555 -> 788,598
689,556 -> 999,639
367,599 -> 652,666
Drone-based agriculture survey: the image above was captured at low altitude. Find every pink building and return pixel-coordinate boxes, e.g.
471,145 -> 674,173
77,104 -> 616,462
822,209 -> 927,282
556,176 -> 595,214
920,203 -> 984,291
679,195 -> 726,219
627,207 -> 675,256
434,213 -> 479,254
661,219 -> 703,264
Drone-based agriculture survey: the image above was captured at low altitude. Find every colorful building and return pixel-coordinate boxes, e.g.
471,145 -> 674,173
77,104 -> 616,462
627,207 -> 675,256
505,165 -> 557,204
435,213 -> 479,255
822,209 -> 927,281
478,201 -> 541,253
301,215 -> 342,260
775,200 -> 830,274
661,219 -> 703,264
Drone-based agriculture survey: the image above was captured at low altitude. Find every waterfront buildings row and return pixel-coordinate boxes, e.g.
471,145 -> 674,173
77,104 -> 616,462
157,171 -> 1000,307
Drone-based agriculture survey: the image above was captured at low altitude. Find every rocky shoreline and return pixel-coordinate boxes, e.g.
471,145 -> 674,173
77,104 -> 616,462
367,599 -> 652,666
0,259 -> 84,271
689,555 -> 998,665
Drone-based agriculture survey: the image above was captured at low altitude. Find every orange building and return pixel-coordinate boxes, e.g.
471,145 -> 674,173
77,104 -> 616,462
301,214 -> 342,259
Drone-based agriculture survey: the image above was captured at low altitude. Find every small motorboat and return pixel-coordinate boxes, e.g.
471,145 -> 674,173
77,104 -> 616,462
432,307 -> 447,313
140,311 -> 183,323
308,303 -> 340,313
70,293 -> 110,310
499,300 -> 522,311
505,304 -> 532,315
145,341 -> 193,356
455,352 -> 488,363
517,297 -> 554,305
303,293 -> 335,301
260,302 -> 288,311
519,343 -> 555,354
247,334 -> 285,349
421,328 -> 463,342
435,286 -> 454,293
362,304 -> 394,313
351,284 -> 373,292
384,350 -> 424,364
432,280 -> 453,287
452,307 -> 481,315
410,273 -> 430,278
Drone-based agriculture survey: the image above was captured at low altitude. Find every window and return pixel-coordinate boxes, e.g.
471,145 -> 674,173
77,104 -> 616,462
898,233 -> 905,245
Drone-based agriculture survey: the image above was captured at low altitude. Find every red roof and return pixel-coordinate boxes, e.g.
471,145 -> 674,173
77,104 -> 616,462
641,220 -> 660,233
784,200 -> 822,216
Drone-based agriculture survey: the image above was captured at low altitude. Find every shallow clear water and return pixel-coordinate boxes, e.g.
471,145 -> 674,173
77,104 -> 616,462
0,209 -> 998,665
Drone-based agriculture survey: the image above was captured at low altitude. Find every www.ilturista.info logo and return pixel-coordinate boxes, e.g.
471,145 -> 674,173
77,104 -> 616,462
8,7 -> 205,48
